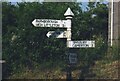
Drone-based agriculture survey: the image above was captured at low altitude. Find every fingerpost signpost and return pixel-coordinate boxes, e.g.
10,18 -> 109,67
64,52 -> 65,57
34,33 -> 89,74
32,7 -> 95,79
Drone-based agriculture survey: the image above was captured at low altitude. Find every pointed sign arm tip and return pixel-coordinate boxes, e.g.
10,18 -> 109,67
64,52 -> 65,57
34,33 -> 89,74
32,19 -> 36,26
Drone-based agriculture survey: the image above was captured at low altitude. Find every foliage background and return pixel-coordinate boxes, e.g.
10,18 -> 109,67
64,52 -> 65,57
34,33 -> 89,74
2,2 -> 119,79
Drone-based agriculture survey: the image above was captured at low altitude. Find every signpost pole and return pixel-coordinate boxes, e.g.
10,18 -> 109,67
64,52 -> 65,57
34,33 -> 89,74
32,7 -> 95,79
64,7 -> 74,80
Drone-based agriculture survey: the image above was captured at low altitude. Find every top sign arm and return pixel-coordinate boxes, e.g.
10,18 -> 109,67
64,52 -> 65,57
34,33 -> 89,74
32,19 -> 68,28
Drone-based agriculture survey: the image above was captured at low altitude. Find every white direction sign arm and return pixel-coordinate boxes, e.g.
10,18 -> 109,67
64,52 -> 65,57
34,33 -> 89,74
32,19 -> 67,28
68,40 -> 95,48
46,31 -> 67,38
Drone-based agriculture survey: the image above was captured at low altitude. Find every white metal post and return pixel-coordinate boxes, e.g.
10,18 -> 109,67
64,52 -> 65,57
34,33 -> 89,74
64,7 -> 74,47
111,0 -> 114,46
66,19 -> 72,47
64,7 -> 74,79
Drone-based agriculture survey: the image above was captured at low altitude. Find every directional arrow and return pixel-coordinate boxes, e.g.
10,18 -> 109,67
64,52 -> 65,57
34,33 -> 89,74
46,31 -> 67,38
32,19 -> 67,28
32,19 -> 36,27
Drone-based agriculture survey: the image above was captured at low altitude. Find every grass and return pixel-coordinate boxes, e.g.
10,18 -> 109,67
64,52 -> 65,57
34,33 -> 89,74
8,59 -> 119,79
6,46 -> 119,79
8,60 -> 67,79
92,60 -> 119,79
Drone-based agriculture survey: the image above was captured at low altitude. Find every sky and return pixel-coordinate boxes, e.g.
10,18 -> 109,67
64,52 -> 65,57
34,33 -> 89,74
6,0 -> 109,2
5,0 -> 108,11
6,0 -> 43,2
4,0 -> 89,11
6,0 -> 90,2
